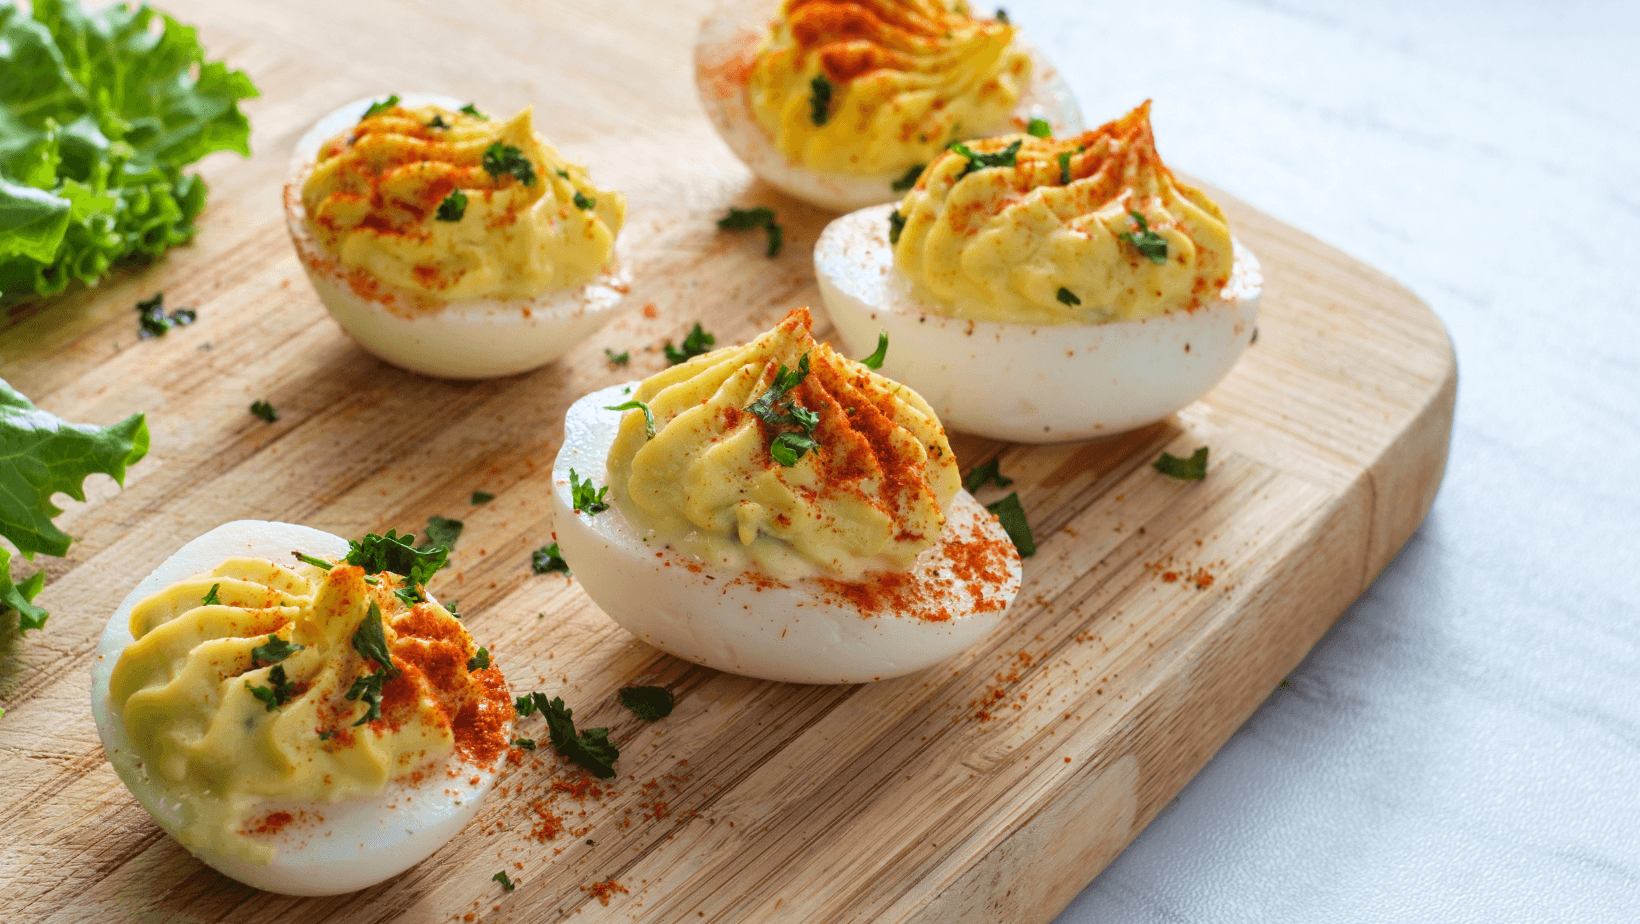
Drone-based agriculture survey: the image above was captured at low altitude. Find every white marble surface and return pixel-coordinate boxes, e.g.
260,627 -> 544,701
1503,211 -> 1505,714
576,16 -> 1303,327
1019,0 -> 1640,920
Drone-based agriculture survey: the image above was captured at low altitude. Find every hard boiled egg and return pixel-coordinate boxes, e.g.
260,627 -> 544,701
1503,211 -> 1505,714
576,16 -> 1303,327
90,520 -> 510,895
285,93 -> 629,379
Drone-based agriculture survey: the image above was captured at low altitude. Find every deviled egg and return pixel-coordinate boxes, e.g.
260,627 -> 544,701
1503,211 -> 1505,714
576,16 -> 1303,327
816,101 -> 1263,442
90,520 -> 512,895
551,308 -> 1021,684
696,0 -> 1083,211
285,94 -> 628,379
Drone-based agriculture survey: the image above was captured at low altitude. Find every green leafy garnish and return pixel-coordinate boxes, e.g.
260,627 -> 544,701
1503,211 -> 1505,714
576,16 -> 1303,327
618,686 -> 674,721
572,190 -> 594,210
809,73 -> 833,126
491,869 -> 516,891
420,516 -> 463,552
482,142 -> 536,186
250,400 -> 278,423
569,469 -> 610,515
1058,151 -> 1072,185
317,730 -> 336,741
604,348 -> 629,366
604,400 -> 656,439
134,293 -> 196,338
1027,118 -> 1052,138
858,332 -> 888,370
963,458 -> 1014,494
444,598 -> 461,620
252,634 -> 303,665
745,354 -> 819,467
460,103 -> 487,120
664,322 -> 716,365
201,583 -> 220,607
1153,446 -> 1209,481
467,647 -> 490,671
471,491 -> 494,504
0,378 -> 147,633
511,737 -> 536,750
1057,287 -> 1080,307
427,114 -> 449,129
532,543 -> 569,575
891,164 -> 924,192
247,664 -> 297,711
888,210 -> 906,245
362,95 -> 400,118
950,139 -> 1021,179
1119,211 -> 1169,264
436,189 -> 467,222
985,492 -> 1035,558
996,7 -> 1010,24
351,601 -> 398,675
544,696 -> 619,779
292,551 -> 332,570
0,0 -> 259,298
716,206 -> 782,257
345,529 -> 447,590
346,669 -> 388,725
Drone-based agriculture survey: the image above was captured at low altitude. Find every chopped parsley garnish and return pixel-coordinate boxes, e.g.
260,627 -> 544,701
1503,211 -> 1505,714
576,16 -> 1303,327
1119,210 -> 1169,264
292,551 -> 332,570
250,400 -> 278,423
346,670 -> 388,726
467,647 -> 490,671
569,469 -> 610,514
460,103 -> 487,120
317,730 -> 336,741
135,293 -> 196,338
745,354 -> 819,467
889,209 -> 907,244
891,164 -> 924,192
572,190 -> 595,210
436,189 -> 467,222
1153,446 -> 1209,481
362,95 -> 400,118
859,332 -> 889,370
619,686 -> 674,721
996,7 -> 1010,24
513,692 -> 620,777
1027,118 -> 1052,138
420,516 -> 463,552
604,400 -> 656,439
1058,151 -> 1072,185
352,601 -> 397,674
482,142 -> 536,186
1057,287 -> 1081,307
201,583 -> 221,607
717,206 -> 782,257
605,348 -> 630,366
950,139 -> 1021,179
427,114 -> 449,129
471,491 -> 495,504
511,737 -> 536,750
809,73 -> 833,126
345,529 -> 448,587
964,458 -> 1014,494
985,492 -> 1035,558
515,693 -> 543,717
492,870 -> 516,891
664,322 -> 716,365
532,543 -> 570,575
247,664 -> 297,711
252,634 -> 303,665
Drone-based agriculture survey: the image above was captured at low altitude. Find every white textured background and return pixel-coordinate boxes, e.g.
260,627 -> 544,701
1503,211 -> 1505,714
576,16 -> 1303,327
1022,0 -> 1640,920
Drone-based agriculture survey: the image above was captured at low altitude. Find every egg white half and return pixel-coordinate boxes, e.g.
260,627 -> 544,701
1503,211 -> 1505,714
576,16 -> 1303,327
551,384 -> 1022,684
284,93 -> 629,380
695,0 -> 1085,212
814,203 -> 1263,443
90,520 -> 508,896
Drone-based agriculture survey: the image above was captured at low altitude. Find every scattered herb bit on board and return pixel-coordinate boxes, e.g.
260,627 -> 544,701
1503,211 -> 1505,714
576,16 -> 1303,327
362,94 -> 400,118
1119,210 -> 1169,264
532,543 -> 570,575
716,206 -> 783,257
604,348 -> 630,366
135,293 -> 196,338
511,737 -> 537,750
513,691 -> 620,778
492,870 -> 516,891
604,399 -> 656,439
569,469 -> 610,514
0,378 -> 147,634
858,332 -> 889,370
891,164 -> 924,192
436,189 -> 467,222
951,139 -> 1021,179
619,686 -> 674,721
482,142 -> 536,186
419,516 -> 463,552
250,400 -> 278,423
964,458 -> 1014,494
664,322 -> 716,365
985,492 -> 1035,558
471,491 -> 495,505
1026,118 -> 1052,138
1153,446 -> 1209,481
809,73 -> 833,126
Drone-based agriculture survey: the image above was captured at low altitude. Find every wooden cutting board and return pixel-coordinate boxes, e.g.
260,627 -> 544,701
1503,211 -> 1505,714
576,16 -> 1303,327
0,1 -> 1455,921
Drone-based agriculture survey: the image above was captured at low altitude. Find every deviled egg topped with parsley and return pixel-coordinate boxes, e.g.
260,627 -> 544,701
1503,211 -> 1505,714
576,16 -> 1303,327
551,308 -> 1021,684
696,0 -> 1083,211
816,101 -> 1263,442
285,94 -> 628,379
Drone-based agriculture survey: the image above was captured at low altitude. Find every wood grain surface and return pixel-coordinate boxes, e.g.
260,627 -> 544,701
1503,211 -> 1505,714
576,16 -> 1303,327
0,1 -> 1456,922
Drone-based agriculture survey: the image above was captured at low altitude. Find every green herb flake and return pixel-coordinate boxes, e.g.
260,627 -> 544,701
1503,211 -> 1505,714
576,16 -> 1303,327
809,73 -> 834,126
318,730 -> 336,741
362,95 -> 400,118
135,293 -> 197,339
292,551 -> 333,570
511,737 -> 537,750
963,458 -> 1014,494
888,210 -> 907,245
543,696 -> 619,778
716,206 -> 782,257
482,142 -> 536,186
420,516 -> 463,553
471,491 -> 495,505
532,543 -> 570,575
249,400 -> 278,423
427,114 -> 449,129
1056,287 -> 1081,307
605,348 -> 630,366
858,332 -> 889,370
950,139 -> 1022,179
345,530 -> 448,596
1058,151 -> 1072,185
247,664 -> 297,711
891,164 -> 924,192
1027,118 -> 1052,138
460,103 -> 487,120
352,601 -> 399,676
252,634 -> 304,665
604,400 -> 656,439
436,189 -> 467,222
201,583 -> 221,607
1152,446 -> 1209,481
745,354 -> 819,467
573,190 -> 595,210
346,669 -> 388,726
664,323 -> 717,365
467,647 -> 490,672
569,469 -> 610,515
1118,211 -> 1169,264
619,686 -> 674,721
985,492 -> 1036,558
996,7 -> 1010,24
444,599 -> 461,620
492,870 -> 516,891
